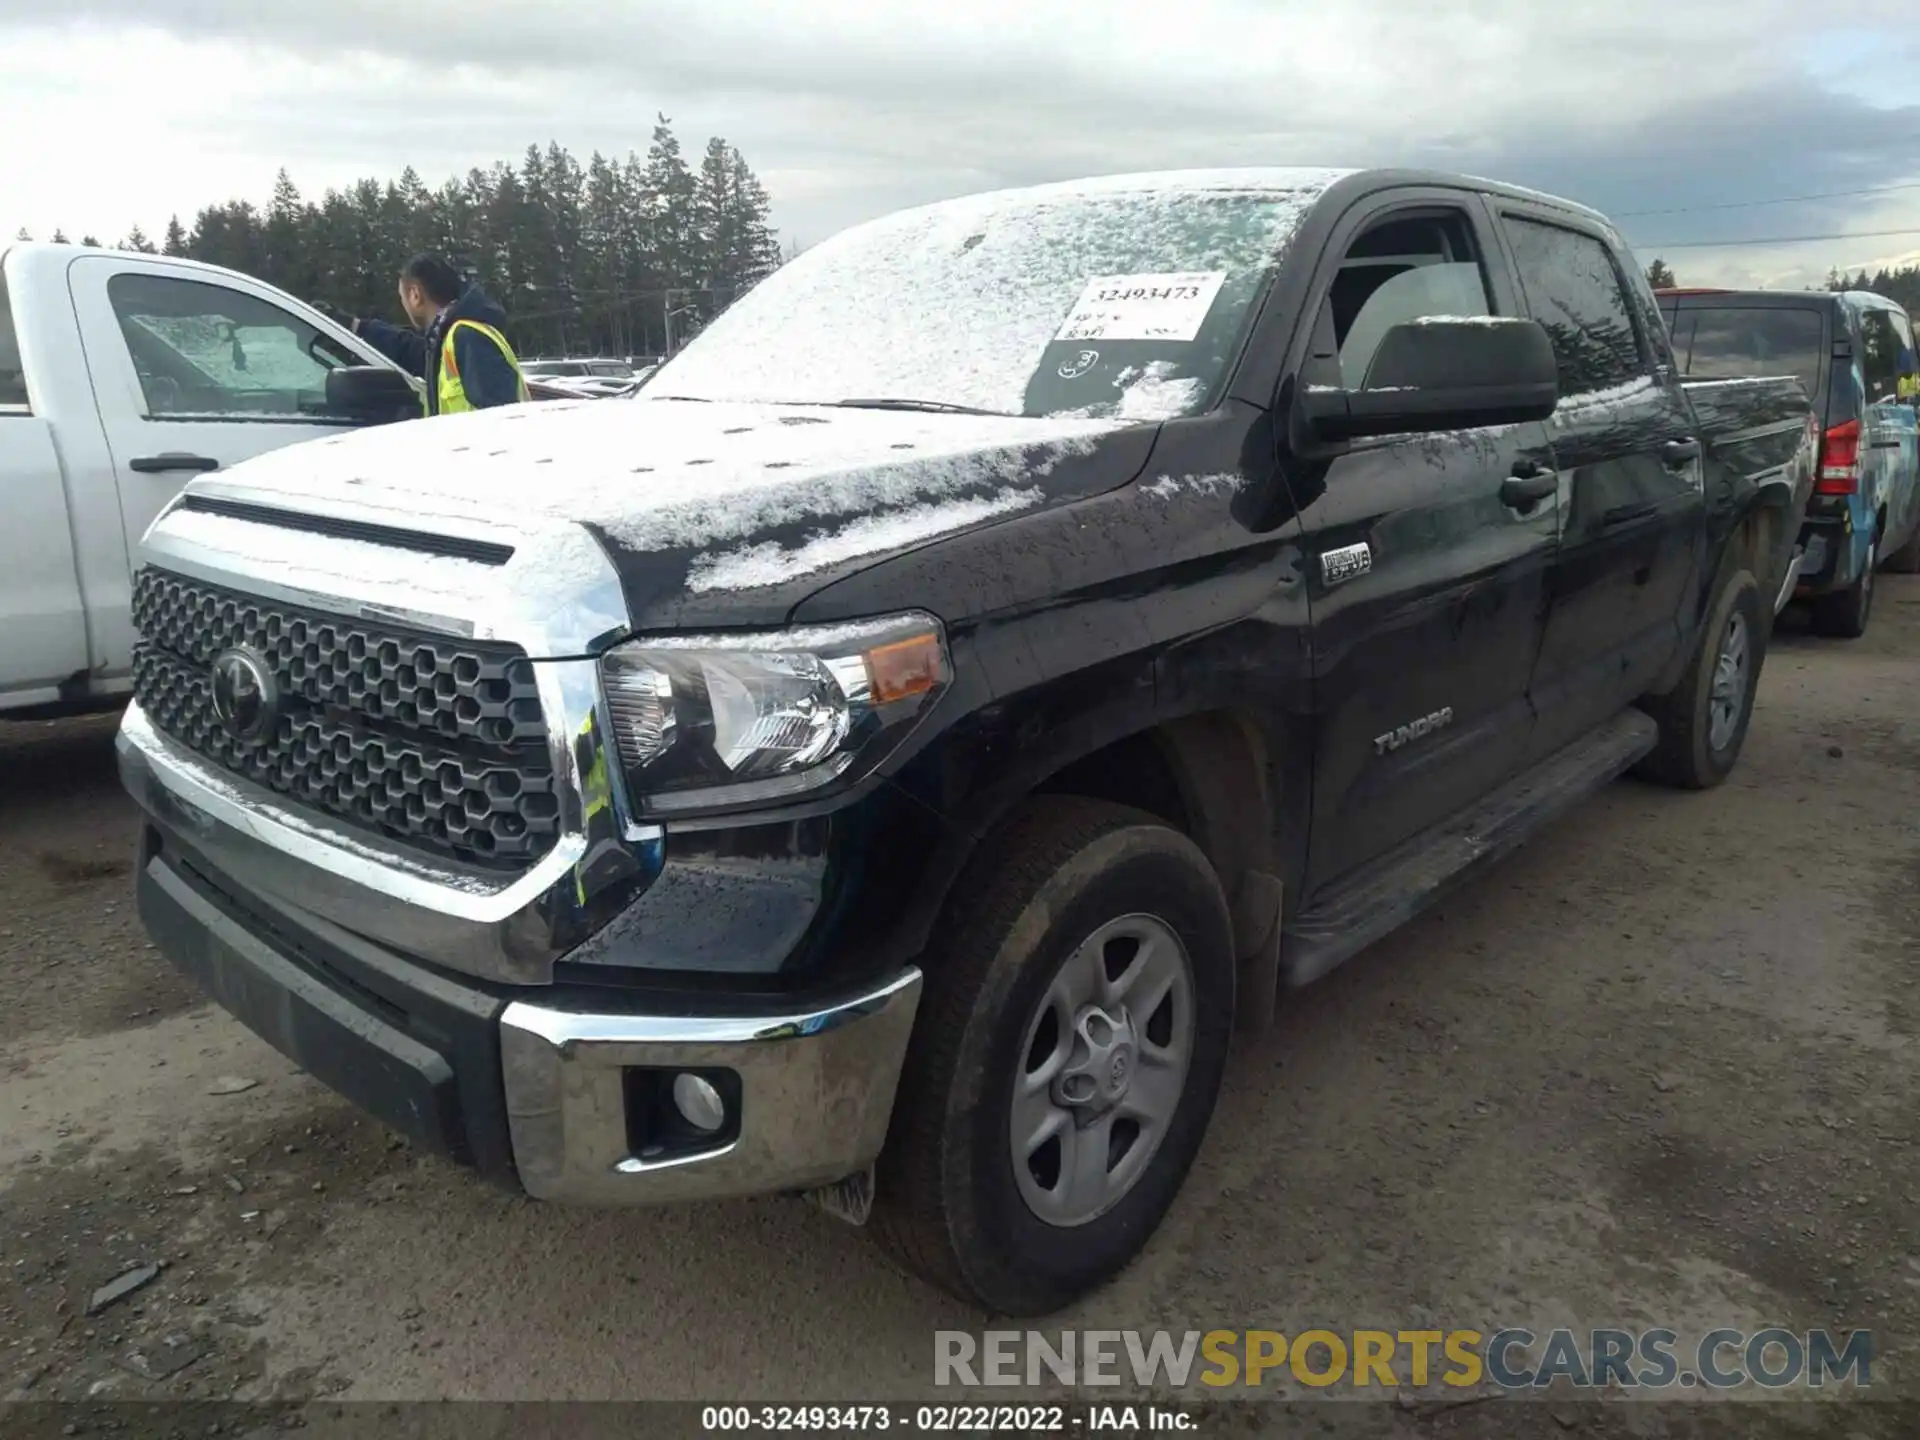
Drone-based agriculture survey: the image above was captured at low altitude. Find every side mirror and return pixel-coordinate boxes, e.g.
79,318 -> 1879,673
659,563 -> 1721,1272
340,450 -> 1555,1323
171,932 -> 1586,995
325,365 -> 418,424
1301,316 -> 1559,443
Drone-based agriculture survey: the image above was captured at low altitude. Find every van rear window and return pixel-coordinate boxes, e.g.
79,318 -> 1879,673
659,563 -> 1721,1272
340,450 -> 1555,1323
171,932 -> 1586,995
1674,305 -> 1824,405
0,272 -> 27,409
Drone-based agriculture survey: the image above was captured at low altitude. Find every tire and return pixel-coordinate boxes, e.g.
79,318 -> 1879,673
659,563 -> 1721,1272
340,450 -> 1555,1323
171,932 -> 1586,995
1810,536 -> 1875,639
1636,568 -> 1766,790
869,796 -> 1235,1315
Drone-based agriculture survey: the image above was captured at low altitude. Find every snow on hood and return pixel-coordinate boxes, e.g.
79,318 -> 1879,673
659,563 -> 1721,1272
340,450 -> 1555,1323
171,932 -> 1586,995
203,396 -> 1129,589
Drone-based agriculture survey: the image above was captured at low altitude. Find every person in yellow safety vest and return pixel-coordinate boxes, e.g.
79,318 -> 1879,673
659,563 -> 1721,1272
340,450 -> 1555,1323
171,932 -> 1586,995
345,254 -> 528,416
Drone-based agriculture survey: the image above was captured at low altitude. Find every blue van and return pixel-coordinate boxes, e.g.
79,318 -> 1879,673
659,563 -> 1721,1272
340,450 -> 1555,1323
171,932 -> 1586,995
1659,288 -> 1920,637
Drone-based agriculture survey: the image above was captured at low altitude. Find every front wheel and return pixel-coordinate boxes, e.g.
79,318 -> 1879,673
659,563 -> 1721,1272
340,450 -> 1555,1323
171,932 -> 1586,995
869,797 -> 1235,1314
1636,568 -> 1765,790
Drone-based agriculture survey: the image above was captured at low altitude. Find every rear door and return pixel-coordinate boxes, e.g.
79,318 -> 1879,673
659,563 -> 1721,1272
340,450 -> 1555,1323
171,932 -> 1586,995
1495,209 -> 1704,759
67,255 -> 394,591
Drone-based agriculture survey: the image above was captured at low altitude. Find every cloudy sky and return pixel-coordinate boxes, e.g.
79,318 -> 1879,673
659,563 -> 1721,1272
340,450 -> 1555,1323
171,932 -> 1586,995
4,0 -> 1920,287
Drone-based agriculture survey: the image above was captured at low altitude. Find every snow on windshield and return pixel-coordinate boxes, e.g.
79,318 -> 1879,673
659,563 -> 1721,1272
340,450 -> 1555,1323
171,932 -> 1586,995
653,168 -> 1350,420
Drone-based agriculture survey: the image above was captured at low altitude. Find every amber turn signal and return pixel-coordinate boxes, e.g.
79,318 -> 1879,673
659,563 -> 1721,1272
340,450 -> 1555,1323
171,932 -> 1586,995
864,632 -> 946,705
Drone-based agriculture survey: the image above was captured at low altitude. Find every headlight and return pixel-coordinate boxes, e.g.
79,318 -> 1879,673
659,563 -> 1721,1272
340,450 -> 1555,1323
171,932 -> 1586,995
599,611 -> 951,815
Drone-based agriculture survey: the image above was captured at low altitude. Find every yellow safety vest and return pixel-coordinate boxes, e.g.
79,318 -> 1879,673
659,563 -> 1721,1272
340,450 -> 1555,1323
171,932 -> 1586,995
432,318 -> 528,415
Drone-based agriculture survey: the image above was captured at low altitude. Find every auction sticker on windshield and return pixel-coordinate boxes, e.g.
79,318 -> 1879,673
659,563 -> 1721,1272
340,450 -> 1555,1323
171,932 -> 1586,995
1055,271 -> 1227,342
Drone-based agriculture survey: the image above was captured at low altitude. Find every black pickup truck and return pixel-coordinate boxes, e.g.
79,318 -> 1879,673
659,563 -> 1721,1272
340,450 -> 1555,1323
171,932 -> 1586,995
118,167 -> 1814,1316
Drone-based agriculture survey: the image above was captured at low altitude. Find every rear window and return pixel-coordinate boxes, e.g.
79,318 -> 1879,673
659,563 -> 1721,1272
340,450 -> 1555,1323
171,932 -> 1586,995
0,271 -> 27,409
1673,305 -> 1824,405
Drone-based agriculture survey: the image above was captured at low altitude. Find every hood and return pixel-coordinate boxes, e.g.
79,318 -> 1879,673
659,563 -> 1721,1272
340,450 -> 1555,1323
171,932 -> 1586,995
167,397 -> 1152,633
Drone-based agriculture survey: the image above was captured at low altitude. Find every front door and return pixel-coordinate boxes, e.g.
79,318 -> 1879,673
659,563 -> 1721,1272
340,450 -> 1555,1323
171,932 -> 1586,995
1856,305 -> 1920,555
1287,196 -> 1560,889
1496,211 -> 1704,759
66,255 -> 391,671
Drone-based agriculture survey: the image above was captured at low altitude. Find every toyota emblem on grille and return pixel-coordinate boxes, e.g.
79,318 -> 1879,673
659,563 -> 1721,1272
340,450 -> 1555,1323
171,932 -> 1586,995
209,648 -> 278,742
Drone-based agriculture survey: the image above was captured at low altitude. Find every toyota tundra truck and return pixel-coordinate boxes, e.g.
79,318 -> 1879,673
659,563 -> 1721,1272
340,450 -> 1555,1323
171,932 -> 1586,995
118,168 -> 1815,1316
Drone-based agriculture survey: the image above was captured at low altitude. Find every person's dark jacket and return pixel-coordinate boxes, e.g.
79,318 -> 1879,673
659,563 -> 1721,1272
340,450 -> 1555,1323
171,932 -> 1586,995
355,285 -> 521,414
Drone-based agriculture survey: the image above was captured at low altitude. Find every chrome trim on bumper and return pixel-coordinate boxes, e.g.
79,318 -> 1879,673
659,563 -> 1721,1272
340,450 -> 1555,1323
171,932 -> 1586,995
117,659 -> 663,985
499,969 -> 923,1204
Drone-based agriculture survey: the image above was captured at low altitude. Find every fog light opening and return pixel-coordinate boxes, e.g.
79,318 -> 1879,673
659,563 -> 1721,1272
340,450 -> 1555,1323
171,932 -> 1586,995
671,1072 -> 728,1134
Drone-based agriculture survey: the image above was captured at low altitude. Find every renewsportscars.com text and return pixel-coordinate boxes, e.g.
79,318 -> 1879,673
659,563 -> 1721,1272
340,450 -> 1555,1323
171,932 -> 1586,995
935,1328 -> 1872,1391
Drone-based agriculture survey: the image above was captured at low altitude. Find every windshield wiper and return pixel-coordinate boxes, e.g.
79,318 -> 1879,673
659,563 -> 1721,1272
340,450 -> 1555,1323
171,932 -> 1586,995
826,397 -> 1008,416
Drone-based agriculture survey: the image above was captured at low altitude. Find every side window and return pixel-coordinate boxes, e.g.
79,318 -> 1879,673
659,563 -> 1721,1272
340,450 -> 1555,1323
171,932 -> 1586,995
1500,217 -> 1649,398
105,272 -> 359,420
1305,211 -> 1494,391
1859,309 -> 1905,405
0,272 -> 27,411
1894,310 -> 1919,402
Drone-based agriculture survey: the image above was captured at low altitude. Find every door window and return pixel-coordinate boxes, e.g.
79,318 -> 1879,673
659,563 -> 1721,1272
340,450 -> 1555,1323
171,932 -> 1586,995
1891,310 -> 1919,401
1305,211 -> 1495,392
1859,309 -> 1905,405
1500,217 -> 1649,398
105,273 -> 360,420
0,273 -> 27,410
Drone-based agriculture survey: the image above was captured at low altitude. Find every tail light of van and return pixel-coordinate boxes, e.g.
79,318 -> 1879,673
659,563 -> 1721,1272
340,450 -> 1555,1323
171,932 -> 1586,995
1816,419 -> 1861,495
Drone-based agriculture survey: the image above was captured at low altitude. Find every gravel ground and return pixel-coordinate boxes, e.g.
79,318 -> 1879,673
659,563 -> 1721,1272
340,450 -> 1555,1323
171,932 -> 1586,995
3,583 -> 1919,1437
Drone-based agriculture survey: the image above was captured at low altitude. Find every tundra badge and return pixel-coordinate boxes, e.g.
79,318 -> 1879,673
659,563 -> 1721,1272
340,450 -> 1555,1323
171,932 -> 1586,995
1320,542 -> 1372,587
1374,707 -> 1454,755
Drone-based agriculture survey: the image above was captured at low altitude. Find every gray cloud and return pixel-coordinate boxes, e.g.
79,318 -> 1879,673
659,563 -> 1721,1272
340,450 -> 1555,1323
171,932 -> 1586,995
4,1 -> 1920,283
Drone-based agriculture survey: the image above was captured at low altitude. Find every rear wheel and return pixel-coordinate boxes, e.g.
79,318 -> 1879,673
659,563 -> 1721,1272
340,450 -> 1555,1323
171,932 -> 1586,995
869,797 -> 1235,1314
1810,536 -> 1875,639
1637,568 -> 1765,790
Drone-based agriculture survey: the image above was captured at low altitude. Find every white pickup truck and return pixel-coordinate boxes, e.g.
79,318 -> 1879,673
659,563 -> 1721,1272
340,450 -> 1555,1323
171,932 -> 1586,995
0,242 -> 419,718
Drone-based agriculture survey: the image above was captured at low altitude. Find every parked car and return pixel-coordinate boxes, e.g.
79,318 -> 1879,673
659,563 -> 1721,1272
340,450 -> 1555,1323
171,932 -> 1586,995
1659,286 -> 1920,637
118,168 -> 1814,1315
522,357 -> 643,399
0,242 -> 419,719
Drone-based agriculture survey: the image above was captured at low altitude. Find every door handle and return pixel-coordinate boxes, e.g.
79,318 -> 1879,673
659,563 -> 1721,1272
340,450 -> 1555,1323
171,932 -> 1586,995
1500,464 -> 1558,507
129,453 -> 220,474
1659,437 -> 1702,466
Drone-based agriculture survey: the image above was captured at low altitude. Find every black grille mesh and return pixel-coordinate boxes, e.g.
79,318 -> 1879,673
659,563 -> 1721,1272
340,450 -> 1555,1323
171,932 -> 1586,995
130,568 -> 560,868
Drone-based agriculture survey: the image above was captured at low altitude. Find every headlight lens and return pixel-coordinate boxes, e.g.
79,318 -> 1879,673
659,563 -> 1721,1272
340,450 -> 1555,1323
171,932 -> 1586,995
599,611 -> 951,814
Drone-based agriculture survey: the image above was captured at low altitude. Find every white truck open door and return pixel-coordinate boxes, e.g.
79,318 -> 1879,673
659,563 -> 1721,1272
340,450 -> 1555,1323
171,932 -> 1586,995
65,253 -> 398,675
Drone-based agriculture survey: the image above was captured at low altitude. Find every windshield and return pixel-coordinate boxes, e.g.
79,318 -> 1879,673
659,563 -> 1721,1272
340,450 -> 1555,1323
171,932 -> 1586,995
650,169 -> 1347,420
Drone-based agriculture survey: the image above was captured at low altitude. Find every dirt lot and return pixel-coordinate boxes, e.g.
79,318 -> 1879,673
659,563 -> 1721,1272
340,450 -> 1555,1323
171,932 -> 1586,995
4,583 -> 1919,1435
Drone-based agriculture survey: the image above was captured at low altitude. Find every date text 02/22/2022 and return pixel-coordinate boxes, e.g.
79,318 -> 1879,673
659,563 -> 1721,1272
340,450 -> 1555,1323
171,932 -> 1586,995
698,1404 -> 1199,1431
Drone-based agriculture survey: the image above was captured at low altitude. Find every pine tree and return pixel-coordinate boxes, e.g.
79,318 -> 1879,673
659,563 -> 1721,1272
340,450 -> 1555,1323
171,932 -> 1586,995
643,115 -> 698,327
85,124 -> 780,357
50,229 -> 68,244
80,235 -> 101,248
264,170 -> 311,296
1644,257 -> 1676,290
14,227 -> 29,242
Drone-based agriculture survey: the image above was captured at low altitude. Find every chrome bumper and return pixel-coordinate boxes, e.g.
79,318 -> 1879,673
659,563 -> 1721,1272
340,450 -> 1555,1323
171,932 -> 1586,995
500,971 -> 922,1204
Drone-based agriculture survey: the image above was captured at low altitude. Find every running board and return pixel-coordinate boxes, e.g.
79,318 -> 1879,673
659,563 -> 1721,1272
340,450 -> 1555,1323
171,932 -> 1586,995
1282,710 -> 1658,988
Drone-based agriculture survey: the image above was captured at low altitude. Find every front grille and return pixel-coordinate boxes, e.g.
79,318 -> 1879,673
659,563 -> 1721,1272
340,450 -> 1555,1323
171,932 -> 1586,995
131,568 -> 560,869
